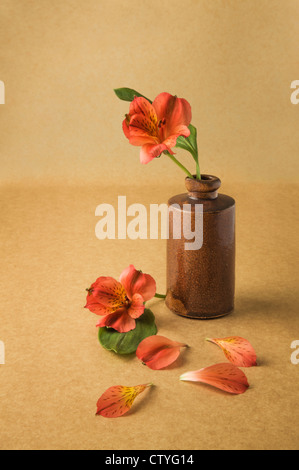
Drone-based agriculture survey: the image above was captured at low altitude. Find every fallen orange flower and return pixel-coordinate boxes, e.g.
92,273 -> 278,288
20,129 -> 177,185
85,265 -> 156,333
180,363 -> 249,395
96,383 -> 152,418
123,92 -> 192,164
206,336 -> 257,368
136,335 -> 188,370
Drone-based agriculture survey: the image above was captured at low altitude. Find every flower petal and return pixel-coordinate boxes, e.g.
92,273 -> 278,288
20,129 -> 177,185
129,114 -> 157,138
152,92 -> 192,139
128,119 -> 158,146
136,335 -> 188,370
162,129 -> 191,152
140,143 -> 169,164
162,134 -> 183,149
85,277 -> 127,315
180,363 -> 249,395
119,265 -> 156,301
164,125 -> 191,145
206,336 -> 257,368
128,293 -> 145,319
85,300 -> 113,316
96,308 -> 136,333
96,383 -> 152,418
129,97 -> 157,122
122,117 -> 130,140
124,97 -> 159,146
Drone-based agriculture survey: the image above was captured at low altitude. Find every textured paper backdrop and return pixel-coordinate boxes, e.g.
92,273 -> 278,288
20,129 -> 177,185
0,0 -> 299,450
0,0 -> 298,184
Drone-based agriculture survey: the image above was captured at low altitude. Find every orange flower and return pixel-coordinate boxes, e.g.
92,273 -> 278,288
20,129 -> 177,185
85,265 -> 156,333
123,92 -> 192,164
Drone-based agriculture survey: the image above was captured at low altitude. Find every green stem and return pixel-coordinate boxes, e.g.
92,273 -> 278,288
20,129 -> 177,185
154,293 -> 166,299
189,145 -> 201,181
195,159 -> 201,180
166,152 -> 194,179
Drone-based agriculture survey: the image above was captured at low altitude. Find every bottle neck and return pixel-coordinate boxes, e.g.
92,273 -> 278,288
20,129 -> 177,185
185,175 -> 221,200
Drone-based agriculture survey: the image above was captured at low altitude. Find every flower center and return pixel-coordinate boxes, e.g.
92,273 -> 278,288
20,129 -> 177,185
158,118 -> 166,129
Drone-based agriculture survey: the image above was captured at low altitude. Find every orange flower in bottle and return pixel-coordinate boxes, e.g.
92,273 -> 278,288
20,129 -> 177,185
123,92 -> 192,164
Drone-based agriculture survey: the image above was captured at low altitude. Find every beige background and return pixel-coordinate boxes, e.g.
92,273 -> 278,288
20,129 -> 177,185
0,0 -> 299,450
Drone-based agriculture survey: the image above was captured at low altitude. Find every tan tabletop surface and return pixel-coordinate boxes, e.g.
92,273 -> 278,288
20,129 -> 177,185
0,181 -> 298,450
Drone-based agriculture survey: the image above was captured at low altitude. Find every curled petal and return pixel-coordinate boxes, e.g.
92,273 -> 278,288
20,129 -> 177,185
166,125 -> 191,142
96,308 -> 136,333
140,143 -> 170,164
207,336 -> 257,368
119,265 -> 156,301
96,383 -> 152,418
136,335 -> 188,370
180,363 -> 249,395
122,117 -> 130,140
163,131 -> 190,150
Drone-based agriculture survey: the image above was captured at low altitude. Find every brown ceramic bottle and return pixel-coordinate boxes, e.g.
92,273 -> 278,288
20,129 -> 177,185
166,175 -> 235,319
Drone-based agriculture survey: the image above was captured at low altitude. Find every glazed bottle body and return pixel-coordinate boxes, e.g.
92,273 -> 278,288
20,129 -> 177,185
166,175 -> 235,319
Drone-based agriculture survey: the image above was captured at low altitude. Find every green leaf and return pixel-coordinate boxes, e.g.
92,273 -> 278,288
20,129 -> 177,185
98,309 -> 157,355
175,124 -> 198,163
114,87 -> 152,103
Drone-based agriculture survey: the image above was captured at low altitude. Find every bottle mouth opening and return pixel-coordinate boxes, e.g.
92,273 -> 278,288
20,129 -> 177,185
201,175 -> 216,181
187,174 -> 219,182
185,175 -> 221,199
